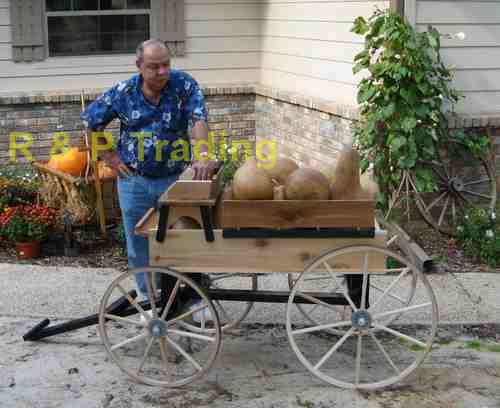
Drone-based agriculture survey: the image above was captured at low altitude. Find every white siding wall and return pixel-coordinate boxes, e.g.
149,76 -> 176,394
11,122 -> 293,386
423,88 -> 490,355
0,0 -> 261,92
259,0 -> 389,106
409,0 -> 500,114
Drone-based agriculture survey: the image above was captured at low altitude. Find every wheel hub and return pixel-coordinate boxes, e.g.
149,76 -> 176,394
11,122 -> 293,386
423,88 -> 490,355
351,310 -> 372,331
449,177 -> 464,192
148,319 -> 168,337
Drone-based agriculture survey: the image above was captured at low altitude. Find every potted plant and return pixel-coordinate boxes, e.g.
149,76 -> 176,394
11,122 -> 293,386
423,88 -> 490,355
0,205 -> 57,259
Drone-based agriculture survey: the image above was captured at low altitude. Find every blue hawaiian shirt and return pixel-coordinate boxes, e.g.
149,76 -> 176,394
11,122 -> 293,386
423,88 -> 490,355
81,70 -> 208,177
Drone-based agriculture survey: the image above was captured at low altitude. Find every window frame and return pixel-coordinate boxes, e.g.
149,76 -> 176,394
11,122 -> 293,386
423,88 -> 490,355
44,1 -> 152,58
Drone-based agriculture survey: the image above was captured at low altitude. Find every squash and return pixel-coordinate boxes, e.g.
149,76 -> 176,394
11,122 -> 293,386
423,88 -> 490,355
330,147 -> 361,199
232,157 -> 274,200
263,157 -> 299,184
47,147 -> 88,177
285,167 -> 330,200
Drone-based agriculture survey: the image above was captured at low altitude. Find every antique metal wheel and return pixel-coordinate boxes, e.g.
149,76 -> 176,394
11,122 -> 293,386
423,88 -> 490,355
286,245 -> 438,390
98,267 -> 222,387
414,140 -> 497,236
180,273 -> 258,334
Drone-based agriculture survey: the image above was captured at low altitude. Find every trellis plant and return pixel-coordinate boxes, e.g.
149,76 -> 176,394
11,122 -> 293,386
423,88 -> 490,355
350,9 -> 488,209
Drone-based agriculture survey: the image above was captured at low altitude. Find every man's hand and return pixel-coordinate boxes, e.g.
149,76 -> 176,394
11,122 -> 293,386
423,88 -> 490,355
100,150 -> 133,177
191,160 -> 218,180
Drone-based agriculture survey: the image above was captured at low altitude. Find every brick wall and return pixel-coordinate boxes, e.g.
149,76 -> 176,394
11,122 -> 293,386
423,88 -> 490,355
0,86 -> 256,166
255,85 -> 359,177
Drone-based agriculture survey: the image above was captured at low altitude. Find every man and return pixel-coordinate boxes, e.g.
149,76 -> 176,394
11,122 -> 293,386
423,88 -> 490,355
81,39 -> 216,319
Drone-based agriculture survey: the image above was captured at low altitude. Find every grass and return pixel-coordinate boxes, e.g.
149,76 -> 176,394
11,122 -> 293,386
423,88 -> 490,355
463,340 -> 500,352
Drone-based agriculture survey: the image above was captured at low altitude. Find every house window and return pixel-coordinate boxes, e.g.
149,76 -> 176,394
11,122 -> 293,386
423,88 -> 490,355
45,0 -> 151,56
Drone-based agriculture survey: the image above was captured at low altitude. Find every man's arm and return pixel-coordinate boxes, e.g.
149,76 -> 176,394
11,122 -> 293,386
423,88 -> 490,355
81,85 -> 132,177
190,120 -> 218,180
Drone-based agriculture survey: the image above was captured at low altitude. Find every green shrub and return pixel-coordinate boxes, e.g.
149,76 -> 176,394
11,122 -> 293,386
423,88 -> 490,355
456,207 -> 499,268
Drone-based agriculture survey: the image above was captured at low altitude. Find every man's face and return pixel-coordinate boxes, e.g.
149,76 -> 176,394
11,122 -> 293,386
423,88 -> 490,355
137,45 -> 171,91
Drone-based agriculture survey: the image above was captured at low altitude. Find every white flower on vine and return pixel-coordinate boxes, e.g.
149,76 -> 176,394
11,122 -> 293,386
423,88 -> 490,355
394,54 -> 401,60
491,212 -> 496,220
486,229 -> 494,239
454,32 -> 466,41
457,226 -> 463,232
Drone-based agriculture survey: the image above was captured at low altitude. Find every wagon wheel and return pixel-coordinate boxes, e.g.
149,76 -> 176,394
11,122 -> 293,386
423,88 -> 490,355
98,267 -> 222,387
287,267 -> 416,330
414,140 -> 497,236
179,273 -> 258,334
286,245 -> 438,390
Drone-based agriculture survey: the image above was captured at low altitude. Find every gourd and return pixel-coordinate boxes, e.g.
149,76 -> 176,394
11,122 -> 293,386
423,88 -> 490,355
263,157 -> 299,184
330,147 -> 361,199
285,167 -> 330,200
232,157 -> 274,200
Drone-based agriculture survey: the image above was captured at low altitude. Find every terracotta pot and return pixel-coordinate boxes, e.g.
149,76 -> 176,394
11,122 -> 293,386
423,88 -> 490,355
16,241 -> 41,259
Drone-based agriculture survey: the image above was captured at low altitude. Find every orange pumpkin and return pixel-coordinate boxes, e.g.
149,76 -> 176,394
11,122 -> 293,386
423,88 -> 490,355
47,147 -> 88,177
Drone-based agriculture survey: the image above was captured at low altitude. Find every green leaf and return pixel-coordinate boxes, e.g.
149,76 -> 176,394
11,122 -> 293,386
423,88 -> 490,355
351,17 -> 369,35
390,137 -> 406,150
401,117 -> 418,132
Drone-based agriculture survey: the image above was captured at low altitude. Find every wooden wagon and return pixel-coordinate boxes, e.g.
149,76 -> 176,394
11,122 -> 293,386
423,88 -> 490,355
92,166 -> 439,390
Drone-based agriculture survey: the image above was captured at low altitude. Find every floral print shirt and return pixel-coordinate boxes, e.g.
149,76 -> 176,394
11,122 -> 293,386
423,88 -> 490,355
81,70 -> 208,177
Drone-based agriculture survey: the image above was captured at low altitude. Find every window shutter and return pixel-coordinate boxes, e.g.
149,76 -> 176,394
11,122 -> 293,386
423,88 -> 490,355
151,0 -> 185,57
10,0 -> 46,62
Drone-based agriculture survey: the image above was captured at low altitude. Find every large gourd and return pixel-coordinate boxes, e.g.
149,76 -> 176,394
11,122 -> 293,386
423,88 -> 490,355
263,157 -> 299,184
285,167 -> 330,200
47,147 -> 88,177
330,147 -> 361,199
232,157 -> 274,200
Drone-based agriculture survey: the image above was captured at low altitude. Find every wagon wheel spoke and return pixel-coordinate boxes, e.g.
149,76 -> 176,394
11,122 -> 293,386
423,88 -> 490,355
116,283 -> 150,322
461,189 -> 493,200
372,323 -> 427,348
137,336 -> 155,374
104,313 -> 145,327
168,329 -> 215,343
371,285 -> 408,304
295,291 -> 345,314
292,319 -> 353,336
158,337 -> 172,375
355,334 -> 363,385
423,191 -> 447,212
370,267 -> 410,311
160,279 -> 181,321
437,194 -> 450,227
368,331 -> 400,374
145,273 -> 158,319
360,255 -> 369,310
322,261 -> 358,311
314,328 -> 355,370
373,302 -> 432,320
166,336 -> 203,371
110,332 -> 149,352
167,303 -> 208,326
464,177 -> 491,187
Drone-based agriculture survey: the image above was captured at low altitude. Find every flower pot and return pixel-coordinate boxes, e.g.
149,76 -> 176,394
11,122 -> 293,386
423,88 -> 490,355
16,241 -> 41,259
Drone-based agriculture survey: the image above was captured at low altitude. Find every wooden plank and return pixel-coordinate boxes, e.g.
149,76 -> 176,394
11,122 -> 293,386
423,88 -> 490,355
222,200 -> 374,229
149,229 -> 387,273
161,165 -> 224,201
135,206 -> 206,237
